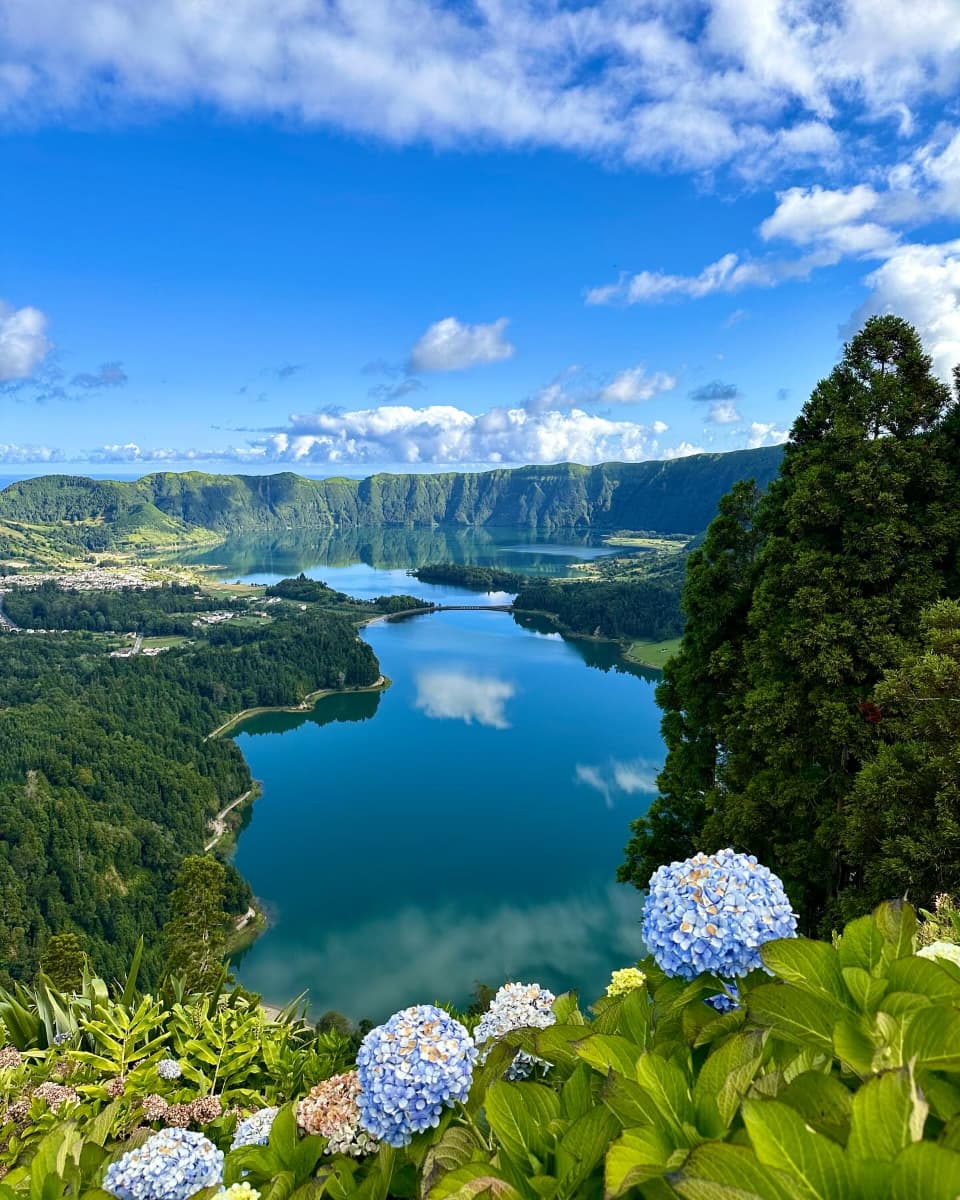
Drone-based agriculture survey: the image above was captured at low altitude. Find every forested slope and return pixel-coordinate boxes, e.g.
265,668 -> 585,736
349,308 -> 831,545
0,598 -> 380,986
0,447 -> 784,556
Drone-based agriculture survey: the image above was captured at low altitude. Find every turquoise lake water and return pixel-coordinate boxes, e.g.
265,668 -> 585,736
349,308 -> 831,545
193,529 -> 664,1020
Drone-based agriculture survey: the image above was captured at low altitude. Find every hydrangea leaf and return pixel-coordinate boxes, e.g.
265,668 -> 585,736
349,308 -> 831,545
889,1142 -> 960,1200
847,1067 -> 927,1163
776,1073 -> 852,1145
747,984 -> 838,1054
424,1164 -> 525,1200
874,901 -> 917,961
693,1030 -> 766,1138
554,1105 -> 620,1195
669,1142 -> 797,1200
603,1125 -> 676,1198
741,1099 -> 853,1200
836,916 -> 885,976
902,1006 -> 960,1070
886,957 -> 960,1003
634,1053 -> 695,1141
560,1064 -> 595,1121
839,968 -> 887,1013
759,940 -> 851,1010
483,1081 -> 559,1164
600,1069 -> 675,1133
573,1034 -> 645,1079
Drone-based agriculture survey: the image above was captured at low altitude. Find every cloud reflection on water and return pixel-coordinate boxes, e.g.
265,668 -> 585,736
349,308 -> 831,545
241,883 -> 644,1021
414,669 -> 515,729
575,758 -> 660,808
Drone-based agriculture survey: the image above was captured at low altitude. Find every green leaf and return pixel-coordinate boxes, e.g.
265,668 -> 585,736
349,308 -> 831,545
760,940 -> 851,1009
484,1081 -> 560,1164
421,1126 -> 485,1199
874,901 -> 916,960
693,1030 -> 766,1138
603,1126 -> 675,1198
552,993 -> 585,1026
560,1064 -> 595,1121
670,1143 -> 797,1200
619,987 -> 652,1049
890,1142 -> 960,1200
847,1067 -> 927,1163
742,1099 -> 853,1199
832,1017 -> 876,1077
573,1034 -> 645,1079
837,917 -> 885,976
839,968 -> 887,1012
555,1106 -> 620,1197
903,1006 -> 960,1070
886,957 -> 960,1003
426,1165 -> 525,1200
777,1073 -> 852,1146
634,1053 -> 695,1139
747,984 -> 838,1054
601,1071 -> 674,1133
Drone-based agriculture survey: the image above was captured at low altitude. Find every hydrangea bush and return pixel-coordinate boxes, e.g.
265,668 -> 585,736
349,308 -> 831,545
5,861 -> 960,1199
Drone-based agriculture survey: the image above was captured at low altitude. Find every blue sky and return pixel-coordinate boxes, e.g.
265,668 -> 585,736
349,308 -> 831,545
1,1 -> 958,474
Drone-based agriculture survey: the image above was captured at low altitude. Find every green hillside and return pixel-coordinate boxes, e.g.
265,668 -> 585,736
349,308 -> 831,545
0,447 -> 784,561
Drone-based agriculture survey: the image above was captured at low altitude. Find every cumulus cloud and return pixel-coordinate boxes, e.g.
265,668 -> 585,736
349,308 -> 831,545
748,421 -> 789,448
415,670 -> 515,729
2,1 -> 959,179
0,300 -> 51,381
600,366 -> 677,405
409,317 -> 514,372
0,441 -> 64,463
246,403 -> 691,466
709,401 -> 741,424
854,240 -> 960,383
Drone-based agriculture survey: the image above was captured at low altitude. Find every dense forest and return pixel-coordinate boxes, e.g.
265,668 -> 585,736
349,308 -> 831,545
514,577 -> 684,641
2,581 -> 232,634
0,447 -> 785,560
0,593 -> 380,986
412,563 -> 529,591
620,316 -> 960,933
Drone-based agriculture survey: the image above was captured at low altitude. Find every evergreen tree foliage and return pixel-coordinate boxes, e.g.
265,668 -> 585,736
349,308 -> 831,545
39,931 -> 87,992
622,316 -> 960,931
840,599 -> 960,914
162,854 -> 228,992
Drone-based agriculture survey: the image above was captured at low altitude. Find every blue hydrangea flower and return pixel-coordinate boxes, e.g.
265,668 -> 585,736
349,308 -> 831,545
53,1030 -> 74,1046
230,1107 -> 278,1149
103,1128 -> 223,1200
156,1059 -> 182,1082
642,849 -> 797,980
356,1004 -> 476,1147
705,984 -> 740,1013
504,1050 -> 553,1081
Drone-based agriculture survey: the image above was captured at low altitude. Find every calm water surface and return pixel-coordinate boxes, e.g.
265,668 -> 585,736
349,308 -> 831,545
231,607 -> 661,1020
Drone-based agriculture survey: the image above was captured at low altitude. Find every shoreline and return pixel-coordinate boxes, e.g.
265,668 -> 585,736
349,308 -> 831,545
207,675 -> 391,739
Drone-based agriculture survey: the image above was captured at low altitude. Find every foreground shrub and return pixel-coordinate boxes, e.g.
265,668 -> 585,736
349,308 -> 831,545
5,895 -> 960,1197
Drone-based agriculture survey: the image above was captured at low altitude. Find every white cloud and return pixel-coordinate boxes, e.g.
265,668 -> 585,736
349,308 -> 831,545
408,317 -> 514,372
243,403 -> 687,466
414,670 -> 515,729
3,1 -> 959,178
600,366 -> 677,405
0,301 -> 51,381
748,421 -> 789,448
708,400 -> 741,424
855,240 -> 960,383
760,185 -> 881,245
0,442 -> 63,463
